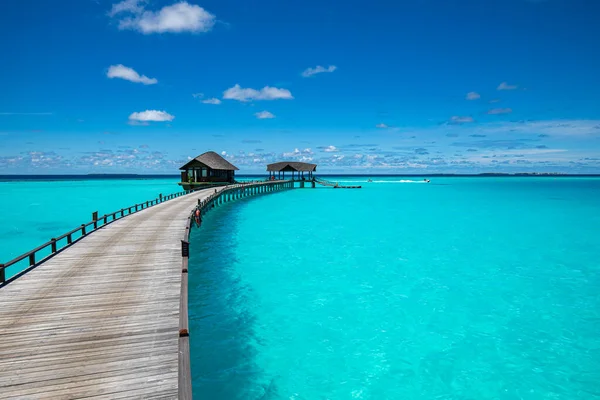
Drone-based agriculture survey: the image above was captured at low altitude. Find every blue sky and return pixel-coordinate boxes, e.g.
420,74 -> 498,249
1,0 -> 600,174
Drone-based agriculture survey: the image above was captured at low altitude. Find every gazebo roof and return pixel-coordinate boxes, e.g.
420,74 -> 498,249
266,161 -> 317,172
180,151 -> 239,171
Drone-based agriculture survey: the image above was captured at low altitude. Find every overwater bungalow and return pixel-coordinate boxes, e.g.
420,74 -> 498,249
179,151 -> 239,190
266,161 -> 317,180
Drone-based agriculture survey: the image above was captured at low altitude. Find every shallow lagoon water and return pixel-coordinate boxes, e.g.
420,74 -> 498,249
188,177 -> 600,399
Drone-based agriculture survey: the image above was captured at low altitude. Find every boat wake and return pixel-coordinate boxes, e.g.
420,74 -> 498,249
338,180 -> 429,184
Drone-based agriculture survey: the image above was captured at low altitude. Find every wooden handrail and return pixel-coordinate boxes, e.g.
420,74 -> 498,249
0,187 -> 207,284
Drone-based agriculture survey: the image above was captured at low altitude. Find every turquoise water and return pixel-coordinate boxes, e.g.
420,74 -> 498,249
0,177 -> 178,278
188,177 -> 600,399
2,177 -> 599,398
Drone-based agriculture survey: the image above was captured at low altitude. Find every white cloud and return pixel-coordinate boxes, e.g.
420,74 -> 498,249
255,111 -> 275,119
283,148 -> 301,157
192,93 -> 204,98
128,110 -> 174,122
108,0 -> 145,17
466,92 -> 480,100
107,64 -> 157,85
488,108 -> 513,115
223,84 -> 293,102
202,98 -> 221,105
497,82 -> 518,90
301,65 -> 337,78
450,116 -> 475,124
376,123 -> 388,129
323,145 -> 338,152
111,1 -> 216,34
221,151 -> 227,156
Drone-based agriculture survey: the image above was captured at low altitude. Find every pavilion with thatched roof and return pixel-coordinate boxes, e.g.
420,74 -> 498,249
179,151 -> 239,188
267,161 -> 317,181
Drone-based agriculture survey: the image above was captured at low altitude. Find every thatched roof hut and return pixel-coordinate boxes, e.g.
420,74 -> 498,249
267,161 -> 316,179
180,151 -> 238,185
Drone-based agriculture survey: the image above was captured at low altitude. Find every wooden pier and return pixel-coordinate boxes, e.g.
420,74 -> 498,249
0,180 -> 293,399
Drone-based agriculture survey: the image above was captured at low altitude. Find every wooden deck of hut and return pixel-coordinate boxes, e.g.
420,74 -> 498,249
266,162 -> 361,189
267,161 -> 317,188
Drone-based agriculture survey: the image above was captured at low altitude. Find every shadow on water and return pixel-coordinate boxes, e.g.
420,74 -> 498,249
188,199 -> 283,400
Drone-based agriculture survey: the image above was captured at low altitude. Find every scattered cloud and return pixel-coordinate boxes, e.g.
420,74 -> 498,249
486,120 -> 600,137
128,110 -> 174,122
449,116 -> 475,124
321,145 -> 339,153
192,93 -> 204,99
414,148 -> 429,155
466,92 -> 480,100
108,0 -> 145,17
110,1 -> 216,34
538,134 -> 550,138
301,65 -> 337,78
497,82 -> 518,90
202,98 -> 221,105
223,84 -> 293,102
255,111 -> 275,119
107,64 -> 157,85
376,123 -> 388,129
488,108 -> 513,115
489,99 -> 501,103
282,148 -> 314,161
452,139 -> 540,150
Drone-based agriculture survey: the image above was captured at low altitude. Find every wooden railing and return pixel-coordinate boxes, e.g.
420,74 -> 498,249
177,180 -> 293,399
0,188 -> 204,285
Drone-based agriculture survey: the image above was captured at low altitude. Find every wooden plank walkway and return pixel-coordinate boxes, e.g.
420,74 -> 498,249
0,186 -> 235,399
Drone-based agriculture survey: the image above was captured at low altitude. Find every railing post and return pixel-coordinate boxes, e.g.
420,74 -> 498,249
146,201 -> 149,208
51,238 -> 57,253
135,204 -> 138,211
104,215 -> 108,224
67,233 -> 72,244
29,253 -> 35,266
160,193 -> 163,202
181,240 -> 190,258
81,224 -> 86,236
0,264 -> 5,284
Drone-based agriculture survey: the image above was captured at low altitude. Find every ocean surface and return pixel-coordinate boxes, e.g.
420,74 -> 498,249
2,176 -> 600,398
188,177 -> 600,399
